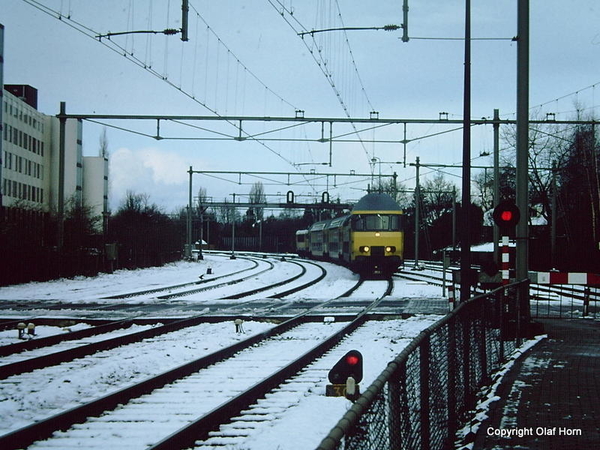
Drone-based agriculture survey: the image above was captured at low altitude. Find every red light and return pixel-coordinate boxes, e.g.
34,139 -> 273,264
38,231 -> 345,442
500,210 -> 513,222
346,355 -> 360,365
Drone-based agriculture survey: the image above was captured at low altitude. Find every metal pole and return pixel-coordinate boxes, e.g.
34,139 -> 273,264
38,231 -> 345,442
401,0 -> 410,43
198,210 -> 204,260
231,193 -> 236,259
414,157 -> 420,268
58,102 -> 66,250
187,166 -> 192,259
452,186 -> 457,252
551,160 -> 557,269
0,24 -> 4,222
460,0 -> 472,302
493,109 -> 500,266
516,0 -> 530,322
181,0 -> 189,41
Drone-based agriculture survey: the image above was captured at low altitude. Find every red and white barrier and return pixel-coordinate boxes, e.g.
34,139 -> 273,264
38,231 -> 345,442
530,272 -> 600,286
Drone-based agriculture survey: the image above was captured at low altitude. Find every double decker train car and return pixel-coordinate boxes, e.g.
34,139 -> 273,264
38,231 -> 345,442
296,192 -> 404,275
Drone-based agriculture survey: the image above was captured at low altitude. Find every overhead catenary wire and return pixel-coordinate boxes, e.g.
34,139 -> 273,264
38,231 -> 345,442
269,0 -> 378,168
20,0 -> 319,175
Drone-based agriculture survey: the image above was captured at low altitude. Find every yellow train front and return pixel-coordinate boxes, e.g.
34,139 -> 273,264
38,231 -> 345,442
347,193 -> 404,275
297,192 -> 405,276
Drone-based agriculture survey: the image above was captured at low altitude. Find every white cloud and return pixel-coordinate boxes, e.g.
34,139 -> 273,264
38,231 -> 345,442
140,148 -> 189,185
109,147 -> 191,212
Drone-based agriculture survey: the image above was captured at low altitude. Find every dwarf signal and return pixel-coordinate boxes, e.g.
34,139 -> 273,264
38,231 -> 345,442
326,350 -> 363,401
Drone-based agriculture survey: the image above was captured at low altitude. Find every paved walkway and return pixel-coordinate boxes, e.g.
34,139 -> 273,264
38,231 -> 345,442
474,318 -> 600,449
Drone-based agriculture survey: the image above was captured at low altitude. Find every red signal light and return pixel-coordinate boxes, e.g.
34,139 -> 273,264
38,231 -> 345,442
346,355 -> 360,365
328,350 -> 363,384
492,200 -> 520,234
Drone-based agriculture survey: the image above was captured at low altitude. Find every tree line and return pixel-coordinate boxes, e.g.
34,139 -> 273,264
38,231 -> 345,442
1,114 -> 597,286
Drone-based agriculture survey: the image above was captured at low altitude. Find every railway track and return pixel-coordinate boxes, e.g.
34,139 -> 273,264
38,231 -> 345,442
0,316 -> 268,379
399,261 -> 600,317
102,255 -> 269,300
0,261 -> 330,378
0,279 -> 393,450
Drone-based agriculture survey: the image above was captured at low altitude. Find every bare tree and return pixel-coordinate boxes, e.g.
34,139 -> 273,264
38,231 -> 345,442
501,114 -> 572,223
248,181 -> 267,221
99,128 -> 109,158
422,173 -> 457,226
374,177 -> 411,208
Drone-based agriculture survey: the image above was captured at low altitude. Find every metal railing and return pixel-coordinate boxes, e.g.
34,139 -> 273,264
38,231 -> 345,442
317,282 -> 528,450
531,284 -> 599,319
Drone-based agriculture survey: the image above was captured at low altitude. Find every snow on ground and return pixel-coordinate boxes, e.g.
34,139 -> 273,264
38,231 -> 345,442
454,335 -> 548,450
0,255 -> 446,312
0,253 -> 253,302
0,322 -> 92,346
0,254 -> 449,447
217,315 -> 444,450
0,320 -> 275,435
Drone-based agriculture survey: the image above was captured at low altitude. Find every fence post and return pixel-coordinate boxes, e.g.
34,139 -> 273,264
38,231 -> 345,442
498,289 -> 505,361
479,300 -> 488,384
446,319 -> 457,443
420,337 -> 430,450
462,310 -> 472,408
583,287 -> 590,317
388,375 -> 402,450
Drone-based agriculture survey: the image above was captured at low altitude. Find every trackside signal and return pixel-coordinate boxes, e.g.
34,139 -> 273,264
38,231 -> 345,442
326,350 -> 363,401
492,200 -> 520,234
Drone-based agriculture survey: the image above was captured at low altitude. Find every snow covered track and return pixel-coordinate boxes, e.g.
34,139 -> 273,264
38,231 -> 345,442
1,320 -> 347,448
0,319 -> 129,358
0,316 -> 299,450
145,298 -> 385,450
0,293 -> 391,450
0,316 -> 255,379
103,256 -> 267,300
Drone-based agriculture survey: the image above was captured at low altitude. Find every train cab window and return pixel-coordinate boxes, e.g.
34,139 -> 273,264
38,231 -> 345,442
352,214 -> 401,231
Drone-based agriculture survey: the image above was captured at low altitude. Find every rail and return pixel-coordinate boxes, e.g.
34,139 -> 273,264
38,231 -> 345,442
316,280 -> 529,450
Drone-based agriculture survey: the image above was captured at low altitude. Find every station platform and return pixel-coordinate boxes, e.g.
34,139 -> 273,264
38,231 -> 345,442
473,318 -> 600,449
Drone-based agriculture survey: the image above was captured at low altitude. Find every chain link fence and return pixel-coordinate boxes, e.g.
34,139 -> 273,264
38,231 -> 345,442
317,282 -> 528,450
530,285 -> 599,319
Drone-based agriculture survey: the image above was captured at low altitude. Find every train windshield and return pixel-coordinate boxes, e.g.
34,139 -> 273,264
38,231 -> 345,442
352,214 -> 402,231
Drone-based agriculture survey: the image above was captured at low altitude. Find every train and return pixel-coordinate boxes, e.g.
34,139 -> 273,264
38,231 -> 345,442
296,192 -> 405,275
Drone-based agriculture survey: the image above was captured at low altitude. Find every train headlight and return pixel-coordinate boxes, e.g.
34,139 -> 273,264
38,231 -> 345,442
385,246 -> 396,253
360,246 -> 370,253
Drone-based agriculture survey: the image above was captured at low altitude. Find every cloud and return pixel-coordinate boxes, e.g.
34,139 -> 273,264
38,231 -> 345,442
109,147 -> 190,212
141,148 -> 189,185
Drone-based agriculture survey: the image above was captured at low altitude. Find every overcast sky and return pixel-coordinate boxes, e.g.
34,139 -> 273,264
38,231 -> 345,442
3,1 -> 599,212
